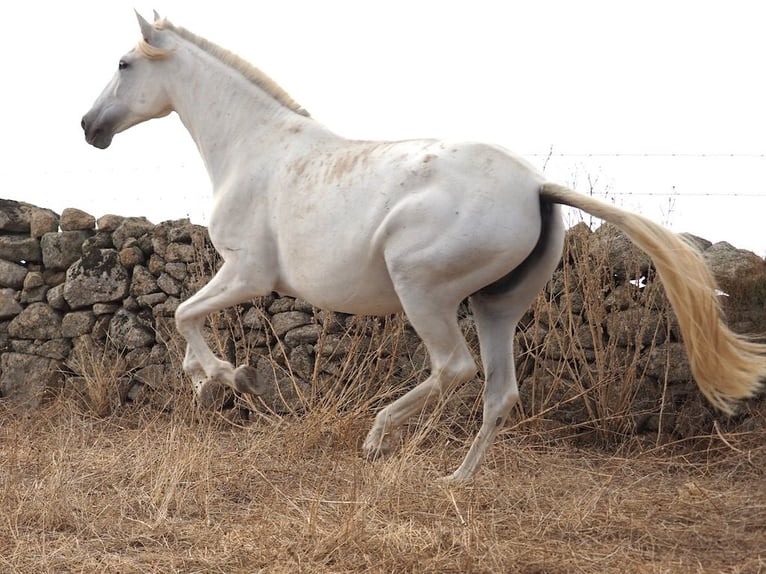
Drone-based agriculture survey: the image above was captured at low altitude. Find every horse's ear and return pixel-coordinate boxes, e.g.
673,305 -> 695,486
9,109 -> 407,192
135,10 -> 156,44
152,10 -> 162,22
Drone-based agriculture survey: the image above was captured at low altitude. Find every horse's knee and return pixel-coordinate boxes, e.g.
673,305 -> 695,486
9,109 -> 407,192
439,354 -> 477,393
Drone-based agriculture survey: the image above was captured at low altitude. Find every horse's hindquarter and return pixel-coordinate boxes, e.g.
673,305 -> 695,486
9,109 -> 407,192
271,140 -> 547,314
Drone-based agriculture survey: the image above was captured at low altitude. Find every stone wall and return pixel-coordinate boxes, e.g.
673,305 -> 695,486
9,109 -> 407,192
1,198 -> 764,436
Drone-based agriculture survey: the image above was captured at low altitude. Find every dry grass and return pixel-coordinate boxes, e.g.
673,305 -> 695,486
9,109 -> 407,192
3,218 -> 764,572
1,377 -> 764,573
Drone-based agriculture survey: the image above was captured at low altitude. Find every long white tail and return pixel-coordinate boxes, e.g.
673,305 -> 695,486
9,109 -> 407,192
540,182 -> 766,414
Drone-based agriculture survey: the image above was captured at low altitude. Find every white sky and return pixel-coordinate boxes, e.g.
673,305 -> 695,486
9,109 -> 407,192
3,1 -> 766,255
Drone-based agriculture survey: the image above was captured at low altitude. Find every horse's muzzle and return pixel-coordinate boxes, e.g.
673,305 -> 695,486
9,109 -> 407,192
81,114 -> 113,149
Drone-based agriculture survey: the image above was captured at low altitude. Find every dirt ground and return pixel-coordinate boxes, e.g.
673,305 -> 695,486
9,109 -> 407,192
1,390 -> 764,574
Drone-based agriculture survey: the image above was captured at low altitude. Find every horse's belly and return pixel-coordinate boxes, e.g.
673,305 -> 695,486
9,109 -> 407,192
276,255 -> 402,316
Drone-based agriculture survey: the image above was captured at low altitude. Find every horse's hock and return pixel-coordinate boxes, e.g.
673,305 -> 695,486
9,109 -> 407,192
1,197 -> 764,435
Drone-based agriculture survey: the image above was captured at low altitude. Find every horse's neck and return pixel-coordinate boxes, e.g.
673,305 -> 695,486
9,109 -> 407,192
169,50 -> 315,186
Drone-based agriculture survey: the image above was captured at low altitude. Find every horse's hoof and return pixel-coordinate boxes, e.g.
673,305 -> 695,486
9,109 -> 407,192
234,365 -> 267,396
198,380 -> 230,410
362,427 -> 402,460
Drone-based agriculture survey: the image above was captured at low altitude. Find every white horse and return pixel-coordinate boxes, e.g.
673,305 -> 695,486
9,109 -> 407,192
82,13 -> 765,481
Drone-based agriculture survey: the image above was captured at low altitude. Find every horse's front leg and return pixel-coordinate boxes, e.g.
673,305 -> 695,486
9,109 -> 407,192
175,261 -> 269,403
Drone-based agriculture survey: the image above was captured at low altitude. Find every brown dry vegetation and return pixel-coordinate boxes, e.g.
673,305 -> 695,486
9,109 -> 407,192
2,221 -> 765,573
1,365 -> 765,573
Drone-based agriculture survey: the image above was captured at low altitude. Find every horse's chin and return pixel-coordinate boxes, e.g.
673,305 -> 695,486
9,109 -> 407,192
86,132 -> 114,149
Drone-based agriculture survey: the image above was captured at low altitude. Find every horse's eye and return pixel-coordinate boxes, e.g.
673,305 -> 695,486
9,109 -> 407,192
118,60 -> 129,70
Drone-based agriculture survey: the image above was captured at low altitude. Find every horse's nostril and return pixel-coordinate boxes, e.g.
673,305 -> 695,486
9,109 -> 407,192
81,117 -> 88,134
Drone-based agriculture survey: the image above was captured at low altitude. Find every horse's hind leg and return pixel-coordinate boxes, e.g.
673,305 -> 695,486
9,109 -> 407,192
449,219 -> 565,481
363,290 -> 477,460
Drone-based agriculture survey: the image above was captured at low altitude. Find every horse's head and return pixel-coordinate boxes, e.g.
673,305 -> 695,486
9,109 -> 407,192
81,11 -> 174,149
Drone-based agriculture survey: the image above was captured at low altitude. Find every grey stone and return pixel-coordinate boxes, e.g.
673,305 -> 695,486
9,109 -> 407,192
0,199 -> 35,233
82,232 -> 114,252
63,249 -> 129,309
147,253 -> 166,276
119,246 -> 144,269
30,210 -> 59,238
157,272 -> 182,296
0,260 -> 27,289
271,311 -> 312,337
41,231 -> 91,271
167,223 -> 193,243
108,309 -> 155,350
241,307 -> 263,330
60,208 -> 96,231
46,284 -> 67,310
112,217 -> 155,250
96,214 -> 125,232
284,324 -> 322,347
93,303 -> 120,315
33,338 -> 72,360
0,235 -> 42,263
136,292 -> 168,308
62,311 -> 97,338
23,271 -> 45,290
164,262 -> 187,281
130,265 -> 158,296
7,302 -> 63,339
20,281 -> 49,304
0,288 -> 22,319
268,297 -> 295,314
165,243 -> 196,263
134,364 -> 166,387
0,352 -> 63,406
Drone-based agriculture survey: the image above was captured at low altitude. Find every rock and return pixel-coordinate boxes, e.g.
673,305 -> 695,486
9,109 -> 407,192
0,352 -> 64,406
60,208 -> 96,231
605,307 -> 665,348
591,224 -> 652,283
284,324 -> 322,347
119,246 -> 144,269
20,271 -> 48,304
252,355 -> 309,412
0,199 -> 35,233
82,232 -> 114,252
136,292 -> 168,308
0,260 -> 27,289
638,342 -> 692,383
164,262 -> 187,281
7,302 -> 63,339
157,272 -> 182,296
61,311 -> 97,338
268,297 -> 295,314
30,210 -> 59,238
46,284 -> 67,310
63,249 -> 129,309
0,288 -> 23,320
704,242 -> 765,280
41,231 -> 91,271
241,307 -> 263,330
167,222 -> 194,243
112,217 -> 155,250
108,309 -> 155,350
97,214 -> 125,232
147,253 -> 166,276
93,303 -> 120,315
133,364 -> 166,387
271,311 -> 312,337
31,339 -> 72,360
130,265 -> 159,296
165,242 -> 196,263
0,235 -> 42,263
